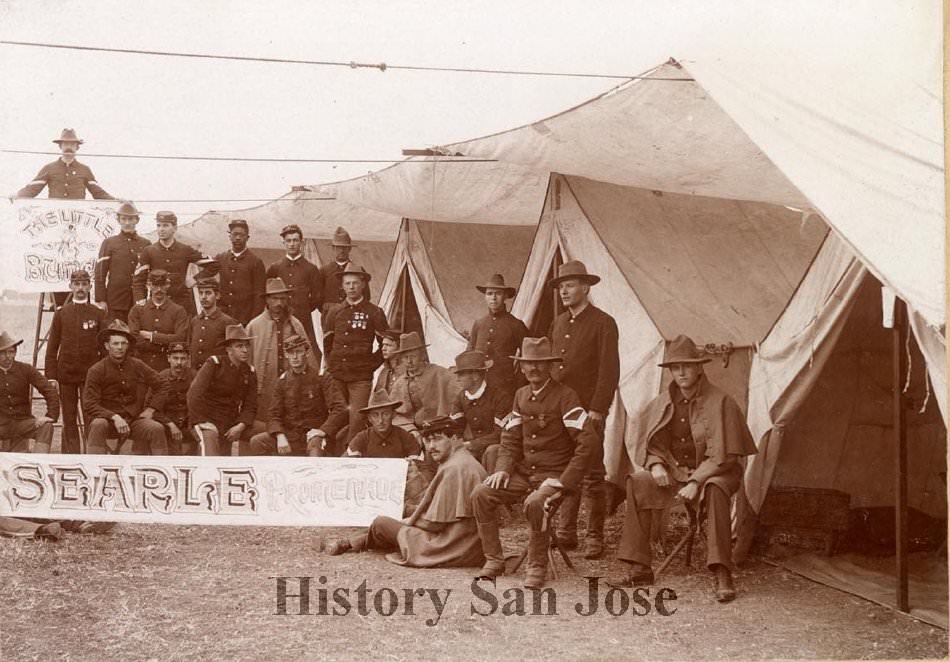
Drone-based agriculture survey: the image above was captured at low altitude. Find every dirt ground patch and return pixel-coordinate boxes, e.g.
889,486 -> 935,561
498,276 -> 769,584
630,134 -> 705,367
1,514 -> 946,662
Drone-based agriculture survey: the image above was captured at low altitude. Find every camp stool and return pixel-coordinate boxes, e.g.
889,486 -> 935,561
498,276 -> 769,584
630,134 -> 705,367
506,492 -> 577,580
655,500 -> 705,577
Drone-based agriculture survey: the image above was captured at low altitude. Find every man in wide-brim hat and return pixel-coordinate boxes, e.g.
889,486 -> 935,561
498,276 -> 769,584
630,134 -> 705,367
448,349 -> 511,472
343,387 -> 421,460
372,327 -> 405,394
83,320 -> 169,456
606,334 -> 757,603
323,263 -> 389,451
0,330 -> 59,455
16,128 -> 114,200
319,227 -> 370,313
467,274 -> 528,405
470,337 -> 599,590
187,324 -> 266,456
544,259 -> 620,561
389,331 -> 461,436
95,200 -> 150,322
247,334 -> 347,457
246,277 -> 316,419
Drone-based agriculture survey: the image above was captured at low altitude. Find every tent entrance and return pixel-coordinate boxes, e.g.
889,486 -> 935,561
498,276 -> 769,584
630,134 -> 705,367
528,248 -> 565,337
390,265 -> 423,337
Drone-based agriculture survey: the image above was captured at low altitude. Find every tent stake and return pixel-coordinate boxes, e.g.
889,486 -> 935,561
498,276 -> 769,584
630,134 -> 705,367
892,297 -> 909,612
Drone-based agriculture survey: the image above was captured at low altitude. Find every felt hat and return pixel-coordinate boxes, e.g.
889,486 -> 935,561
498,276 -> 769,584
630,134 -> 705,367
380,328 -> 403,342
419,415 -> 465,438
147,269 -> 170,285
155,211 -> 178,225
264,277 -> 292,296
545,260 -> 601,289
53,128 -> 83,144
331,226 -> 354,247
116,200 -> 140,217
280,224 -> 303,238
392,331 -> 429,355
476,273 -> 516,298
222,325 -> 255,345
228,219 -> 249,232
282,334 -> 310,352
657,334 -> 712,367
69,269 -> 91,283
97,319 -> 135,345
167,341 -> 190,355
451,349 -> 493,373
0,331 -> 24,352
510,336 -> 562,362
335,262 -> 371,282
359,388 -> 402,413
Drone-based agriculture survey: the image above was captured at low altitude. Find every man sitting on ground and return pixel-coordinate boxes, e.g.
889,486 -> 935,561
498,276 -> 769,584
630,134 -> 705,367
247,335 -> 347,457
606,334 -> 757,602
326,415 -> 487,568
470,337 -> 599,589
449,349 -> 511,472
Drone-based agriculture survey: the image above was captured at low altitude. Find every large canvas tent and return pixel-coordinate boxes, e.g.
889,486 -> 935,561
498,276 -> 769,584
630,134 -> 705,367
377,218 -> 536,368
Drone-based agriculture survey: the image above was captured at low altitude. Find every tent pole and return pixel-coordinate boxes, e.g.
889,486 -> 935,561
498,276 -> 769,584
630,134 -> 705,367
892,297 -> 909,612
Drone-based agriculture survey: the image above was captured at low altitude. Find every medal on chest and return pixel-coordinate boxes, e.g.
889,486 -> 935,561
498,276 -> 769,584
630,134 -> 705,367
349,311 -> 368,330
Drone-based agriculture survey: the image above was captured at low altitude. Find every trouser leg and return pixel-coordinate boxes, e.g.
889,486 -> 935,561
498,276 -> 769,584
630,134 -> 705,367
704,483 -> 734,571
343,380 -> 372,446
195,425 -> 221,456
248,431 -> 275,455
472,473 -> 531,566
129,418 -> 167,456
481,444 -> 499,473
85,418 -> 112,454
615,474 -> 657,568
32,417 -> 53,454
557,419 -> 606,544
365,516 -> 404,551
0,516 -> 44,538
60,382 -> 82,454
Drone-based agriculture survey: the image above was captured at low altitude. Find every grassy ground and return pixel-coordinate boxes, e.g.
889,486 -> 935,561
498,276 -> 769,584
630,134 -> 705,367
1,300 -> 947,660
1,512 -> 947,661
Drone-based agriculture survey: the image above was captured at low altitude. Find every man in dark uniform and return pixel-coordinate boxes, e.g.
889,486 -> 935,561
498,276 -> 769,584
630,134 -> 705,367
0,330 -> 60,454
83,320 -> 168,456
547,260 -> 620,560
372,328 -> 403,393
247,335 -> 347,457
144,342 -> 197,455
319,227 -> 371,315
128,269 -> 189,373
266,224 -> 323,349
449,349 -> 510,472
133,211 -> 205,316
323,263 -> 388,449
45,269 -> 107,453
16,128 -> 113,200
471,337 -> 598,589
190,278 -> 237,370
344,388 -> 423,460
187,325 -> 264,456
607,335 -> 757,603
95,200 -> 150,322
467,274 -> 528,404
216,219 -> 266,325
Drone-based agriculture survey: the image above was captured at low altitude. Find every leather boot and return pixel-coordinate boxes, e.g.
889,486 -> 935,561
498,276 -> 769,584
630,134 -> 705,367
583,485 -> 607,559
524,530 -> 550,589
606,561 -> 654,588
714,564 -> 736,602
556,491 -> 580,550
476,519 -> 506,578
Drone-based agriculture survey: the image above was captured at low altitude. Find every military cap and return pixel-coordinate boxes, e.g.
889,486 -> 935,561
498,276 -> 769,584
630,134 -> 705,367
280,224 -> 303,238
228,219 -> 249,232
69,269 -> 92,283
283,335 -> 310,352
167,341 -> 190,355
147,269 -> 170,285
155,211 -> 178,225
419,415 -> 465,438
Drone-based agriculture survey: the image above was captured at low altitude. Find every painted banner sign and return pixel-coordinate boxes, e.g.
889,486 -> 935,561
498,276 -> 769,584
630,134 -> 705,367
0,199 -> 121,292
0,453 -> 407,527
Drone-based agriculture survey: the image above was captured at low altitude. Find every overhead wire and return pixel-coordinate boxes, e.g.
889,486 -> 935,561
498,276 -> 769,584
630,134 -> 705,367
0,40 -> 695,81
1,149 -> 495,163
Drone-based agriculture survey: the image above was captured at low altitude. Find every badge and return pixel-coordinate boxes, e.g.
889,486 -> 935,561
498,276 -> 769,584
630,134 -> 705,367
536,414 -> 549,429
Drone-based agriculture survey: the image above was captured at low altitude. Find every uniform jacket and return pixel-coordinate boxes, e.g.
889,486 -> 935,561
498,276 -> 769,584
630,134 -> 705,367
391,363 -> 460,432
496,379 -> 598,491
216,249 -> 267,325
17,158 -> 113,199
145,366 -> 196,427
128,299 -> 189,372
44,301 -> 107,383
549,303 -> 620,415
189,307 -> 237,370
449,379 -> 511,460
0,361 -> 60,422
266,255 -> 323,325
133,240 -> 204,313
323,298 -> 388,382
266,365 -> 348,442
187,355 -> 257,431
246,311 -> 315,416
83,356 -> 166,421
467,308 -> 528,395
634,376 -> 757,487
95,232 -> 150,311
346,425 -> 422,459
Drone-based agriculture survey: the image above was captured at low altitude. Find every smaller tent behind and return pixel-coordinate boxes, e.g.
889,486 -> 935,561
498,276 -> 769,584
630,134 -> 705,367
378,218 -> 536,367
